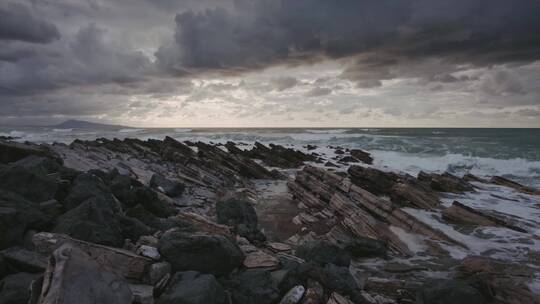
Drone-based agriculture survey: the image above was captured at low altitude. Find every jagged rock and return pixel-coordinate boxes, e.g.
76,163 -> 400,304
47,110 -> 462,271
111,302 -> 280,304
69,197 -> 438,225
418,171 -> 474,193
490,176 -> 540,195
415,280 -> 486,304
130,187 -> 175,218
279,285 -> 305,304
348,166 -> 398,195
0,190 -> 50,250
442,201 -> 526,232
158,230 -> 244,275
295,241 -> 351,267
0,140 -> 61,164
244,142 -> 316,168
0,164 -> 59,203
0,247 -> 47,273
457,256 -> 538,304
226,269 -> 281,304
216,198 -> 265,243
32,232 -> 152,280
150,174 -> 185,197
157,271 -> 226,304
289,166 -> 465,257
348,166 -> 440,209
349,149 -> 373,165
244,250 -> 280,268
0,272 -> 40,304
37,244 -> 132,304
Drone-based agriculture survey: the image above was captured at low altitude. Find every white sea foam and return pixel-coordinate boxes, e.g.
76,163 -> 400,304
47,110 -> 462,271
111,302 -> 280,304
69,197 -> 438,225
174,128 -> 193,133
53,128 -> 73,132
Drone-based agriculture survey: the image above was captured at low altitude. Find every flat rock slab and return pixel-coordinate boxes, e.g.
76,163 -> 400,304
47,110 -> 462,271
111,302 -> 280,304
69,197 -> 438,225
1,247 -> 48,272
32,232 -> 152,280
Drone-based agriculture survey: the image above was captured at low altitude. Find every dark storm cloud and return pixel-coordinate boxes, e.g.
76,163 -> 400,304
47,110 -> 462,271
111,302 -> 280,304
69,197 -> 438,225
0,2 -> 60,43
157,0 -> 540,74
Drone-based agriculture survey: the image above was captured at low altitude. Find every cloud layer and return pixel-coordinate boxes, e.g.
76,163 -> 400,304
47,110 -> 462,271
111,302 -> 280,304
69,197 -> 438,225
0,0 -> 539,126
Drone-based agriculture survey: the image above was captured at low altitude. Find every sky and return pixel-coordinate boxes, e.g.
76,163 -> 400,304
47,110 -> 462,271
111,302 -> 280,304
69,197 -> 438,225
0,0 -> 539,127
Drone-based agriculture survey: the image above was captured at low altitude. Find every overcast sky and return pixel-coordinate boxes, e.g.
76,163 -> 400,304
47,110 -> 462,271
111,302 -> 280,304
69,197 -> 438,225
1,0 -> 539,127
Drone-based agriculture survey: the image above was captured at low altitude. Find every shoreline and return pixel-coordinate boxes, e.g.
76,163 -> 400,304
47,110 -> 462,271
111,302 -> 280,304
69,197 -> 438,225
0,137 -> 539,303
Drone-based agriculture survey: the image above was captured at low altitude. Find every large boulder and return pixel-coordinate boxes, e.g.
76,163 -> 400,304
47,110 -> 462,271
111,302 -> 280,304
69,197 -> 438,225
0,190 -> 50,249
53,197 -> 125,247
317,264 -> 363,303
349,149 -> 373,165
0,165 -> 59,203
295,241 -> 351,267
0,272 -> 40,304
37,244 -> 132,304
63,172 -> 116,210
158,231 -> 244,276
415,280 -> 486,304
216,198 -> 265,243
157,271 -> 226,304
225,269 -> 281,304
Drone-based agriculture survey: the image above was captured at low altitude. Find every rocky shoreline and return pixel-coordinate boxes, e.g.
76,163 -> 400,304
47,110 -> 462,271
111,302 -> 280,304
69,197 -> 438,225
0,137 -> 539,304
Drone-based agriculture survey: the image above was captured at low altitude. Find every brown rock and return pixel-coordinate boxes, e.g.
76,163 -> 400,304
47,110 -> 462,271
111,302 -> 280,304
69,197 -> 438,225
243,250 -> 280,268
490,176 -> 540,195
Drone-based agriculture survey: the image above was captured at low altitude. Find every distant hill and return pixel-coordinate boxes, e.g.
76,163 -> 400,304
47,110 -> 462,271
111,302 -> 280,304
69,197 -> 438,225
51,119 -> 130,130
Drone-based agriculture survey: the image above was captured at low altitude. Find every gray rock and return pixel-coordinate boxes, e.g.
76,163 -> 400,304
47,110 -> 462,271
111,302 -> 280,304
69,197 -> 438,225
216,198 -> 265,243
158,231 -> 244,276
37,244 -> 133,304
157,271 -> 226,304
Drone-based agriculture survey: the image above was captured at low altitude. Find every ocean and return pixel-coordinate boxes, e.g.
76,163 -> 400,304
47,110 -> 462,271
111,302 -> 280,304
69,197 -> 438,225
2,127 -> 540,188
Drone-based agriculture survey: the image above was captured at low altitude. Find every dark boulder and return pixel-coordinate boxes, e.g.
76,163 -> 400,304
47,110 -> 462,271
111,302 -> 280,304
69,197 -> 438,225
0,247 -> 47,273
0,272 -> 40,304
157,271 -> 226,304
53,197 -> 125,247
216,198 -> 265,243
415,280 -> 486,304
295,241 -> 351,267
63,172 -> 116,210
348,165 -> 399,195
150,174 -> 185,197
132,187 -> 175,218
225,269 -> 281,304
0,141 -> 61,164
317,264 -> 363,303
158,231 -> 244,276
0,190 -> 50,249
350,149 -> 373,165
0,165 -> 59,203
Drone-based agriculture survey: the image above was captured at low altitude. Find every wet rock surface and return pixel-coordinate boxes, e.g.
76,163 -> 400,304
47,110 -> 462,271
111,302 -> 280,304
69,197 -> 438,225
0,138 -> 538,304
